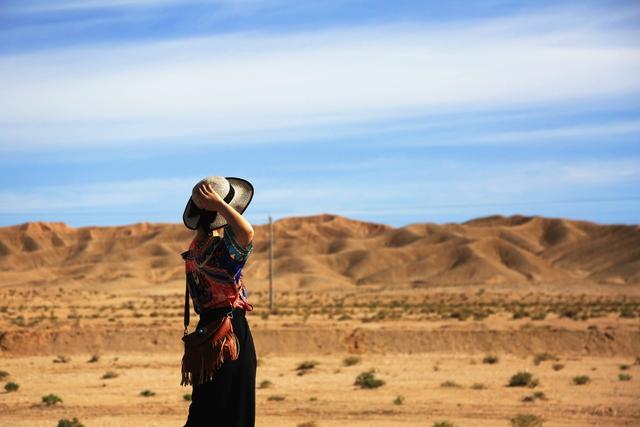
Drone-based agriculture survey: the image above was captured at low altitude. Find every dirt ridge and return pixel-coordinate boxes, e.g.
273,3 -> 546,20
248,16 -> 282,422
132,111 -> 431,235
1,325 -> 638,357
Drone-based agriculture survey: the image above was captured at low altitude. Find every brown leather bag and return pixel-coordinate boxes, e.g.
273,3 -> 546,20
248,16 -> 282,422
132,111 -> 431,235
180,313 -> 240,386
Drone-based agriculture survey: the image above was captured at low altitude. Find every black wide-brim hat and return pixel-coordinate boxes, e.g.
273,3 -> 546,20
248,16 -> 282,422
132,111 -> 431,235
183,176 -> 254,231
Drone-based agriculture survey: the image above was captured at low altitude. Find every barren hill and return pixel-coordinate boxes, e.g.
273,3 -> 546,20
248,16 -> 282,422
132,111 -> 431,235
0,213 -> 639,291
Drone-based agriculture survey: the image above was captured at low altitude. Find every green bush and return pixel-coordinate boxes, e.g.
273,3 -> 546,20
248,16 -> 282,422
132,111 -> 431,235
572,375 -> 590,385
531,312 -> 547,320
267,395 -> 286,401
354,369 -> 385,389
523,391 -> 547,401
432,421 -> 456,427
482,355 -> 499,364
183,393 -> 192,401
393,395 -> 405,405
0,370 -> 9,380
533,391 -> 547,400
618,373 -> 631,381
512,309 -> 529,319
53,355 -> 71,363
296,360 -> 318,376
440,380 -> 462,388
619,306 -> 636,318
57,417 -> 84,427
450,309 -> 471,321
510,413 -> 543,427
258,380 -> 273,389
343,356 -> 361,366
508,372 -> 535,387
101,371 -> 119,379
552,363 -> 565,371
559,307 -> 579,320
4,382 -> 19,392
140,389 -> 156,397
472,310 -> 489,320
296,360 -> 318,371
42,394 -> 63,406
533,352 -> 557,365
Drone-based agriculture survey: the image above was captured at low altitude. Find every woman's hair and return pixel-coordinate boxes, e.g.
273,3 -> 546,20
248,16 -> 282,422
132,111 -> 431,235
197,210 -> 217,236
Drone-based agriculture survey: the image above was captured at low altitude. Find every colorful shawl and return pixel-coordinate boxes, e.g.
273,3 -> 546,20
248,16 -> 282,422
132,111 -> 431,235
182,224 -> 254,315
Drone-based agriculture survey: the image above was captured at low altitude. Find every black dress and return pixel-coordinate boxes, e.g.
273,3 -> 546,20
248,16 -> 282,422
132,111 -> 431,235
183,305 -> 257,427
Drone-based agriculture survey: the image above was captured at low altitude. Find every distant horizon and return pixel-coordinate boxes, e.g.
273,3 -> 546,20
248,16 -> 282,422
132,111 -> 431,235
4,211 -> 639,230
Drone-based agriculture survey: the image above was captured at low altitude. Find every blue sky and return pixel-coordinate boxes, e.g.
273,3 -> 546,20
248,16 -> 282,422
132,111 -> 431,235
0,0 -> 639,228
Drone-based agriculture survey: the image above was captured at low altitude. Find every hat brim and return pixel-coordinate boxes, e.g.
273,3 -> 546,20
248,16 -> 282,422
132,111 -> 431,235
182,177 -> 254,231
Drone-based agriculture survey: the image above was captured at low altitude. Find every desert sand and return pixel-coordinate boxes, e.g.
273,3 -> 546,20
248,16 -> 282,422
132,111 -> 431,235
1,213 -> 639,426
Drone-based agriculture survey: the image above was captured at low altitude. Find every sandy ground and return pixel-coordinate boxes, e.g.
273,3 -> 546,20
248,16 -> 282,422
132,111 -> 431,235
1,287 -> 640,427
1,351 -> 639,427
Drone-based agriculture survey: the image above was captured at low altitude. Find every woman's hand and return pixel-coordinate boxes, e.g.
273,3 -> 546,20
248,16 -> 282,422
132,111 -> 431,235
195,181 -> 254,246
196,182 -> 224,211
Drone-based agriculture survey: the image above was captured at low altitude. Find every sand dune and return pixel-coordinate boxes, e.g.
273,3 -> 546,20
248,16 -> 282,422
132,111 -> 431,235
0,213 -> 639,290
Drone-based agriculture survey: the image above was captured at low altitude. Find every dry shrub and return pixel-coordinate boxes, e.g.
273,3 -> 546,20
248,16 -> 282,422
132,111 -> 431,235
268,395 -> 286,401
508,372 -> 538,388
483,354 -> 499,364
343,356 -> 361,367
618,373 -> 631,381
354,370 -> 385,389
440,380 -> 462,388
510,414 -> 543,427
57,417 -> 84,427
572,375 -> 590,385
42,394 -> 63,406
533,352 -> 558,365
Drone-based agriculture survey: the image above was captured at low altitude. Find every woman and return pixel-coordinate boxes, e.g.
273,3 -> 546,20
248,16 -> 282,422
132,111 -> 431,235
181,176 -> 257,427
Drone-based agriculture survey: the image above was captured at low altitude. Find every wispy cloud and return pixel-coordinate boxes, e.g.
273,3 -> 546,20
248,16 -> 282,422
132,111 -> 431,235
386,119 -> 640,147
2,158 -> 637,215
470,121 -> 640,144
3,0 -> 258,14
0,177 -> 195,214
1,5 -> 638,150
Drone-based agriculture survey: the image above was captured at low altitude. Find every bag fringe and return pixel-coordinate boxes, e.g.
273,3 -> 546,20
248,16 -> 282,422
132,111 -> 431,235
180,317 -> 240,387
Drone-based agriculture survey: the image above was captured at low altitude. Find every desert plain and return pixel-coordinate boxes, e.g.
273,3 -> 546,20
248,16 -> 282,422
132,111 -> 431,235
0,213 -> 639,427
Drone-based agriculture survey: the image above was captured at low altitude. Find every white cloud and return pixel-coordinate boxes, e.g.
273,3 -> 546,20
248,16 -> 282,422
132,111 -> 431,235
469,121 -> 640,144
4,0 -> 257,14
561,161 -> 640,185
386,119 -> 640,147
3,157 -> 636,220
1,5 -> 639,150
0,177 -> 196,214
454,158 -> 640,199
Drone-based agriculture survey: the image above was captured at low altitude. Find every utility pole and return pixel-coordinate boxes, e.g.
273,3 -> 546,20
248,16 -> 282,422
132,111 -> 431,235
268,215 -> 274,311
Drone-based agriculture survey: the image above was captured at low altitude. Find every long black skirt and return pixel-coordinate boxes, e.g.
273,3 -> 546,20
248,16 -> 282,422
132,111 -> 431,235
183,306 -> 257,427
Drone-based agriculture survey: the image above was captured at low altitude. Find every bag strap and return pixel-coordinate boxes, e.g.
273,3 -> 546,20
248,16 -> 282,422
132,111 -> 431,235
181,250 -> 192,335
184,277 -> 190,336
